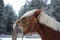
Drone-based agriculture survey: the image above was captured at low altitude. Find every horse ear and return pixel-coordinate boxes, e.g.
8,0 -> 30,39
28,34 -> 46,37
34,9 -> 41,18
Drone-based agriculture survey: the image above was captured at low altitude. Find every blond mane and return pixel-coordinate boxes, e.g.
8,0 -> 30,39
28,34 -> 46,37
38,11 -> 60,32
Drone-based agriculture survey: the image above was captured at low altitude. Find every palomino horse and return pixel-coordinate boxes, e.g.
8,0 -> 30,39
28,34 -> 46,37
12,9 -> 60,40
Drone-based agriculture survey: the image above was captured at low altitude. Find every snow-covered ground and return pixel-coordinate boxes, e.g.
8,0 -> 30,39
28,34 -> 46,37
0,38 -> 42,40
0,34 -> 42,40
0,33 -> 40,38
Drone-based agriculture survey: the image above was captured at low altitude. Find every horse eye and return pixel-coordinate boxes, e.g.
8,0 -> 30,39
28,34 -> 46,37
21,20 -> 25,24
21,20 -> 28,27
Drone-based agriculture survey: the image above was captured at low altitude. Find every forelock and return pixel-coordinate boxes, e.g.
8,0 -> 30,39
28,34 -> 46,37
20,9 -> 39,19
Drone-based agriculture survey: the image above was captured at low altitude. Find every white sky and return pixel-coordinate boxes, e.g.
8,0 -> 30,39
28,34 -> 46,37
3,0 -> 26,15
3,0 -> 51,15
46,0 -> 51,4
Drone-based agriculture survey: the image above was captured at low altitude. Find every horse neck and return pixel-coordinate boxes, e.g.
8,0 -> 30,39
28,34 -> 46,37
33,19 -> 44,34
35,23 -> 46,40
36,23 -> 55,40
36,22 -> 55,35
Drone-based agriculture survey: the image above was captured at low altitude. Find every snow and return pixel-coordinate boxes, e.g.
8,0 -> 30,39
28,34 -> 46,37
0,34 -> 41,40
0,38 -> 42,40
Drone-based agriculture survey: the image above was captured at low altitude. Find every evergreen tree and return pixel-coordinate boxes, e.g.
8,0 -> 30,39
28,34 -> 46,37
4,5 -> 17,35
0,0 -> 5,34
18,0 -> 47,18
47,0 -> 60,22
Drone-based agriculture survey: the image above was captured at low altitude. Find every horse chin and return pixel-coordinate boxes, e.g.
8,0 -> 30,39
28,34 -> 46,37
23,31 -> 34,35
27,32 -> 33,34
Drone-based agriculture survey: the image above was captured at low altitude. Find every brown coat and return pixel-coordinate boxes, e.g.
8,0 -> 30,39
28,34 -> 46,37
12,9 -> 60,40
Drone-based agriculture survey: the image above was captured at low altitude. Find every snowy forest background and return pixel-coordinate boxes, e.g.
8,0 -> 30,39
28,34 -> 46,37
0,0 -> 60,37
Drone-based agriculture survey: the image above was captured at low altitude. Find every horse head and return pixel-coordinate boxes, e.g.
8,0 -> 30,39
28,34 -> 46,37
17,9 -> 41,35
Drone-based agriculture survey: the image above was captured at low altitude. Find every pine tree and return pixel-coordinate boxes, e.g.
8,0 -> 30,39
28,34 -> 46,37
47,0 -> 60,22
0,0 -> 5,34
4,5 -> 17,35
18,0 -> 47,18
